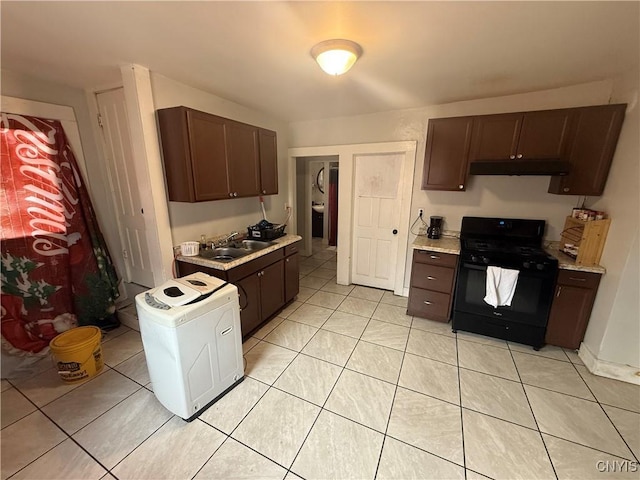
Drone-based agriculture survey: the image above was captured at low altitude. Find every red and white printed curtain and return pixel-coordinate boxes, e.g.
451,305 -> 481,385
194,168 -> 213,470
1,113 -> 120,356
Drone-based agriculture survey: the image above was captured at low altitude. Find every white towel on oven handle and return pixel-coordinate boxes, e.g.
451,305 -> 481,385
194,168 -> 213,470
484,266 -> 519,308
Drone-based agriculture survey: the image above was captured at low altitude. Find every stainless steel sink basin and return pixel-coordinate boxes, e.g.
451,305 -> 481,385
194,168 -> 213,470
238,240 -> 276,251
199,247 -> 248,262
197,239 -> 276,262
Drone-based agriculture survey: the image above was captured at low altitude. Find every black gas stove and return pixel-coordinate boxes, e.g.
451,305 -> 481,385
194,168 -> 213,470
452,217 -> 559,349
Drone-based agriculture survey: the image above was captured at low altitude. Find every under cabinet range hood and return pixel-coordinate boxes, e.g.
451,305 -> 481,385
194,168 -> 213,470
469,160 -> 571,176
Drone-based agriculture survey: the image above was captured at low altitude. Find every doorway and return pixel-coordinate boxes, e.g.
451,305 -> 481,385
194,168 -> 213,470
295,155 -> 339,257
289,141 -> 416,295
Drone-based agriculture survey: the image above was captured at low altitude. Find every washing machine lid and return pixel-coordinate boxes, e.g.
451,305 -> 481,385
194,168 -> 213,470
152,272 -> 226,307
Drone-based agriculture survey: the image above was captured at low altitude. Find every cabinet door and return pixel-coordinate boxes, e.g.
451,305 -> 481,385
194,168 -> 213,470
258,129 -> 278,195
518,109 -> 573,160
284,253 -> 299,303
548,104 -> 626,196
407,287 -> 450,322
187,110 -> 231,201
237,274 -> 261,337
545,284 -> 597,350
422,117 -> 473,191
260,260 -> 285,320
469,113 -> 522,161
226,121 -> 261,198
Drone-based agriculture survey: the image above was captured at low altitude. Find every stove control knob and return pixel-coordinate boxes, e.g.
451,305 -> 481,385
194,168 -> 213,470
482,257 -> 490,264
536,263 -> 545,271
523,261 -> 530,269
471,255 -> 478,263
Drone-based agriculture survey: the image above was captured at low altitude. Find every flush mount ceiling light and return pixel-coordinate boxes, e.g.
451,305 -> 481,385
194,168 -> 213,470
311,39 -> 362,76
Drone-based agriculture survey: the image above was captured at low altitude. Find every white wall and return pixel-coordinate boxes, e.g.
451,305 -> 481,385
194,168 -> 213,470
150,73 -> 291,244
289,78 -> 640,372
585,71 -> 639,370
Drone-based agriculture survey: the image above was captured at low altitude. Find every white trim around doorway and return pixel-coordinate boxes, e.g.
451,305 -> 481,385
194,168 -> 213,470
288,141 -> 417,296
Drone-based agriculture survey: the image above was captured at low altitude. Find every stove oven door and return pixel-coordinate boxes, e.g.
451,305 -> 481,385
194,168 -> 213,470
454,262 -> 556,327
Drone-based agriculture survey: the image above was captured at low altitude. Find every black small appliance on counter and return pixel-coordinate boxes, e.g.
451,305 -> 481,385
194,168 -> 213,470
247,220 -> 286,240
427,216 -> 443,239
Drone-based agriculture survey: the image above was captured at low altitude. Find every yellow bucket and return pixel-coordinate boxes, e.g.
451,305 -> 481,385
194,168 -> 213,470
49,326 -> 103,383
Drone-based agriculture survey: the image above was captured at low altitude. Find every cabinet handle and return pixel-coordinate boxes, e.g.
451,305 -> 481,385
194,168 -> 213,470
229,193 -> 233,197
423,301 -> 432,305
509,155 -> 516,160
286,258 -> 289,263
427,276 -> 436,280
556,286 -> 562,298
233,192 -> 238,197
516,154 -> 523,159
563,187 -> 570,193
568,277 -> 587,282
430,255 -> 440,259
458,184 -> 464,189
262,190 -> 267,194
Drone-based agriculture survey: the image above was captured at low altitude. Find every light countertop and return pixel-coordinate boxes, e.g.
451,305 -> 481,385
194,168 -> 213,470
176,234 -> 302,271
411,235 -> 606,275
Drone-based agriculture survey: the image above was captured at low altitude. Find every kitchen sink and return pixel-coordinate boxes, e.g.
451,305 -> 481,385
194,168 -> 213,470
199,247 -> 248,262
197,240 -> 276,262
235,240 -> 276,251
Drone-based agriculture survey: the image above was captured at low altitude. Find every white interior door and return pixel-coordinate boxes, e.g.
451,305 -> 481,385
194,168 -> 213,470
96,89 -> 154,287
351,153 -> 404,290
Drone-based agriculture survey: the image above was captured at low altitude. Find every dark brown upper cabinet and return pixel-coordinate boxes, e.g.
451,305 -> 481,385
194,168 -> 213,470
157,106 -> 278,202
422,116 -> 474,191
258,129 -> 278,195
470,109 -> 573,162
548,104 -> 626,196
225,119 -> 261,198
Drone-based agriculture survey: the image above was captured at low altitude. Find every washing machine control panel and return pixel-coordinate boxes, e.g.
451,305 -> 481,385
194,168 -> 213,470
145,292 -> 171,310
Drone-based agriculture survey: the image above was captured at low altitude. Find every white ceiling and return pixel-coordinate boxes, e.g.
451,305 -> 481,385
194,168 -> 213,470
2,1 -> 638,122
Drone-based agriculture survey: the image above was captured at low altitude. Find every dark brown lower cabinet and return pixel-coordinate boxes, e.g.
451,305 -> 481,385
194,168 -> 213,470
237,273 -> 261,334
259,261 -> 285,320
407,249 -> 458,322
177,240 -> 300,338
545,270 -> 601,350
284,247 -> 300,303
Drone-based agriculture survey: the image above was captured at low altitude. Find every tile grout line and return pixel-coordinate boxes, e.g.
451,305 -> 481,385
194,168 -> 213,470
506,342 -> 560,480
283,287 -> 379,477
568,361 -> 639,462
5,385 -> 122,480
453,330 -> 469,478
372,315 -> 410,480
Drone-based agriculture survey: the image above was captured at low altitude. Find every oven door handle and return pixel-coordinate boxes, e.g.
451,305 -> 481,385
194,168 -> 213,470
462,263 -> 488,271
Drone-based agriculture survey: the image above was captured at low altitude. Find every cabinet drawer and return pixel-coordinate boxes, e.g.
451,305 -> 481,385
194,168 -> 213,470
413,249 -> 457,268
557,270 -> 601,289
411,263 -> 455,293
227,249 -> 284,283
407,287 -> 450,321
285,241 -> 301,256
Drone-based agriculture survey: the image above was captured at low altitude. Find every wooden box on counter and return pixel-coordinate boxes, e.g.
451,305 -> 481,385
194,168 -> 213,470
560,216 -> 611,266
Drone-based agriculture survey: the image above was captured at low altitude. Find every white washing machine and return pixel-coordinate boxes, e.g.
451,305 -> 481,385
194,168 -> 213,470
135,272 -> 244,421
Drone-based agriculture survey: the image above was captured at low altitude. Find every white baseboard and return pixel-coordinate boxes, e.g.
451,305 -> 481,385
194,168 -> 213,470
579,342 -> 640,386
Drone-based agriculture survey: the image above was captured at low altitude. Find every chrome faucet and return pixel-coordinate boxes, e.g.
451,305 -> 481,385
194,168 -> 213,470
215,231 -> 240,247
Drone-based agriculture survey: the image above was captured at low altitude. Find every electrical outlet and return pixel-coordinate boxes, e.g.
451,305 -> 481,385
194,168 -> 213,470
418,208 -> 424,218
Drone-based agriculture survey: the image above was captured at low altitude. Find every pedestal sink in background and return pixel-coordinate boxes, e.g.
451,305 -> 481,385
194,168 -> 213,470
312,205 -> 325,213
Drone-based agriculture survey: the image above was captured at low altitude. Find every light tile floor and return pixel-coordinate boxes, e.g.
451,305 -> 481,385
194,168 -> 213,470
2,243 -> 639,480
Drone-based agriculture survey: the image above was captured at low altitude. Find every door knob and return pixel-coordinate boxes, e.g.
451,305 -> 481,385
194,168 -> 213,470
392,229 -> 398,235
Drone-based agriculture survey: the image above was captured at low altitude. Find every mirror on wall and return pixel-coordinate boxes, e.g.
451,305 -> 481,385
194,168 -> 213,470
316,167 -> 325,194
